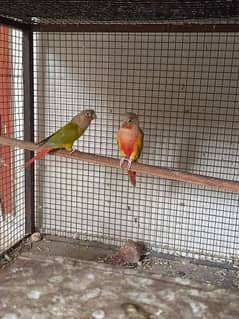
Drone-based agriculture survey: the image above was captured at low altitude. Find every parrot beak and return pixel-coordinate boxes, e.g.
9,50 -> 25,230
84,110 -> 96,120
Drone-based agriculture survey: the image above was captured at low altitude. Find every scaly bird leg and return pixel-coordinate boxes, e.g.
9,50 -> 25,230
70,148 -> 76,154
120,157 -> 125,168
120,158 -> 133,170
127,159 -> 132,170
67,146 -> 77,154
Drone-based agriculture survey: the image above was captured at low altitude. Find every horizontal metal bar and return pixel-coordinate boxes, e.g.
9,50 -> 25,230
0,235 -> 30,258
0,16 -> 30,30
1,135 -> 239,193
31,23 -> 239,33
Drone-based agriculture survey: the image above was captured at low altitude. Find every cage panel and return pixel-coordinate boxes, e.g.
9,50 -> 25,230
1,0 -> 239,25
0,25 -> 25,253
33,31 -> 239,262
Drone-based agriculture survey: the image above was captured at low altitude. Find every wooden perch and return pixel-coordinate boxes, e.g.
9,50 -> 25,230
1,135 -> 239,193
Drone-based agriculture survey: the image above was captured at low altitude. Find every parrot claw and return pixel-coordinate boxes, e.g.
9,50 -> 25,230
127,159 -> 132,170
120,158 -> 125,168
120,158 -> 132,170
70,147 -> 76,154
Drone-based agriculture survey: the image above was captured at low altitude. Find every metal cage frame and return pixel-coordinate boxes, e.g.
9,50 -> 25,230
1,6 -> 239,261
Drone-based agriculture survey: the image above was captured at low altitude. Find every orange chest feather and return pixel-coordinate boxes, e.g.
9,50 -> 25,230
118,129 -> 139,158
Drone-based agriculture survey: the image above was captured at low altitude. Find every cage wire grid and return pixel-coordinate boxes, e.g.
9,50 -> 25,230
0,25 -> 25,253
31,31 -> 239,263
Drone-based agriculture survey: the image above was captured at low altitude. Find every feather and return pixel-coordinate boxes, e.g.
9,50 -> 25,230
21,147 -> 53,169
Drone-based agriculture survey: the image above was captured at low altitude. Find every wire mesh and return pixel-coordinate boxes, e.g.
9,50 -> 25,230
33,31 -> 239,263
0,25 -> 25,253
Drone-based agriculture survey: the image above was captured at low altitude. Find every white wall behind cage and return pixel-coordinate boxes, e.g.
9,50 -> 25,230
33,31 -> 239,262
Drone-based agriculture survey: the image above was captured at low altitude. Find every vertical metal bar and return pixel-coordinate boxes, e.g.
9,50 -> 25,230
23,28 -> 35,234
0,25 -> 13,214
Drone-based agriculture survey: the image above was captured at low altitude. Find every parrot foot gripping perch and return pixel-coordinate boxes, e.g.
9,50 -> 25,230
120,158 -> 132,170
70,147 -> 77,154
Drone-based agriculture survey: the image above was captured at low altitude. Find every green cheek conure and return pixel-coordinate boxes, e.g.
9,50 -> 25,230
22,109 -> 96,169
117,112 -> 144,187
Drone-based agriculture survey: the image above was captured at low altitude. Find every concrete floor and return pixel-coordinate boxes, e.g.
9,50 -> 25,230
1,236 -> 239,318
16,236 -> 239,289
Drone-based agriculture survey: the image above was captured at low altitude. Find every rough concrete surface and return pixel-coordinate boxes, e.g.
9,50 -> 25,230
13,237 -> 239,289
0,238 -> 239,318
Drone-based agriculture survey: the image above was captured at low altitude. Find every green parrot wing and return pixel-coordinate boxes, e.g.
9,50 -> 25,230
130,128 -> 144,161
39,122 -> 85,150
137,128 -> 144,158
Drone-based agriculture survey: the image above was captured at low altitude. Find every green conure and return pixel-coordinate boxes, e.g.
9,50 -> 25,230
22,110 -> 96,169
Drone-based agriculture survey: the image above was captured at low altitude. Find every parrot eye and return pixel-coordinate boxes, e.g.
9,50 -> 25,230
128,119 -> 132,123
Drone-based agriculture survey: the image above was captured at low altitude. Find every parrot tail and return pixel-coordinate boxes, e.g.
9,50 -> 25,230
21,147 -> 53,169
128,170 -> 136,187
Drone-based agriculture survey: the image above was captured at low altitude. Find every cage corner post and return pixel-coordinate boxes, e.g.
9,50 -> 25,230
23,27 -> 35,234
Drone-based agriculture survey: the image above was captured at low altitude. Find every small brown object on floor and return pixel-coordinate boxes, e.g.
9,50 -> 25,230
112,240 -> 146,266
31,232 -> 42,242
121,302 -> 151,319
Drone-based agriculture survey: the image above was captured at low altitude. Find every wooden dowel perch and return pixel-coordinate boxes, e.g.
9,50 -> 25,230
1,135 -> 239,193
